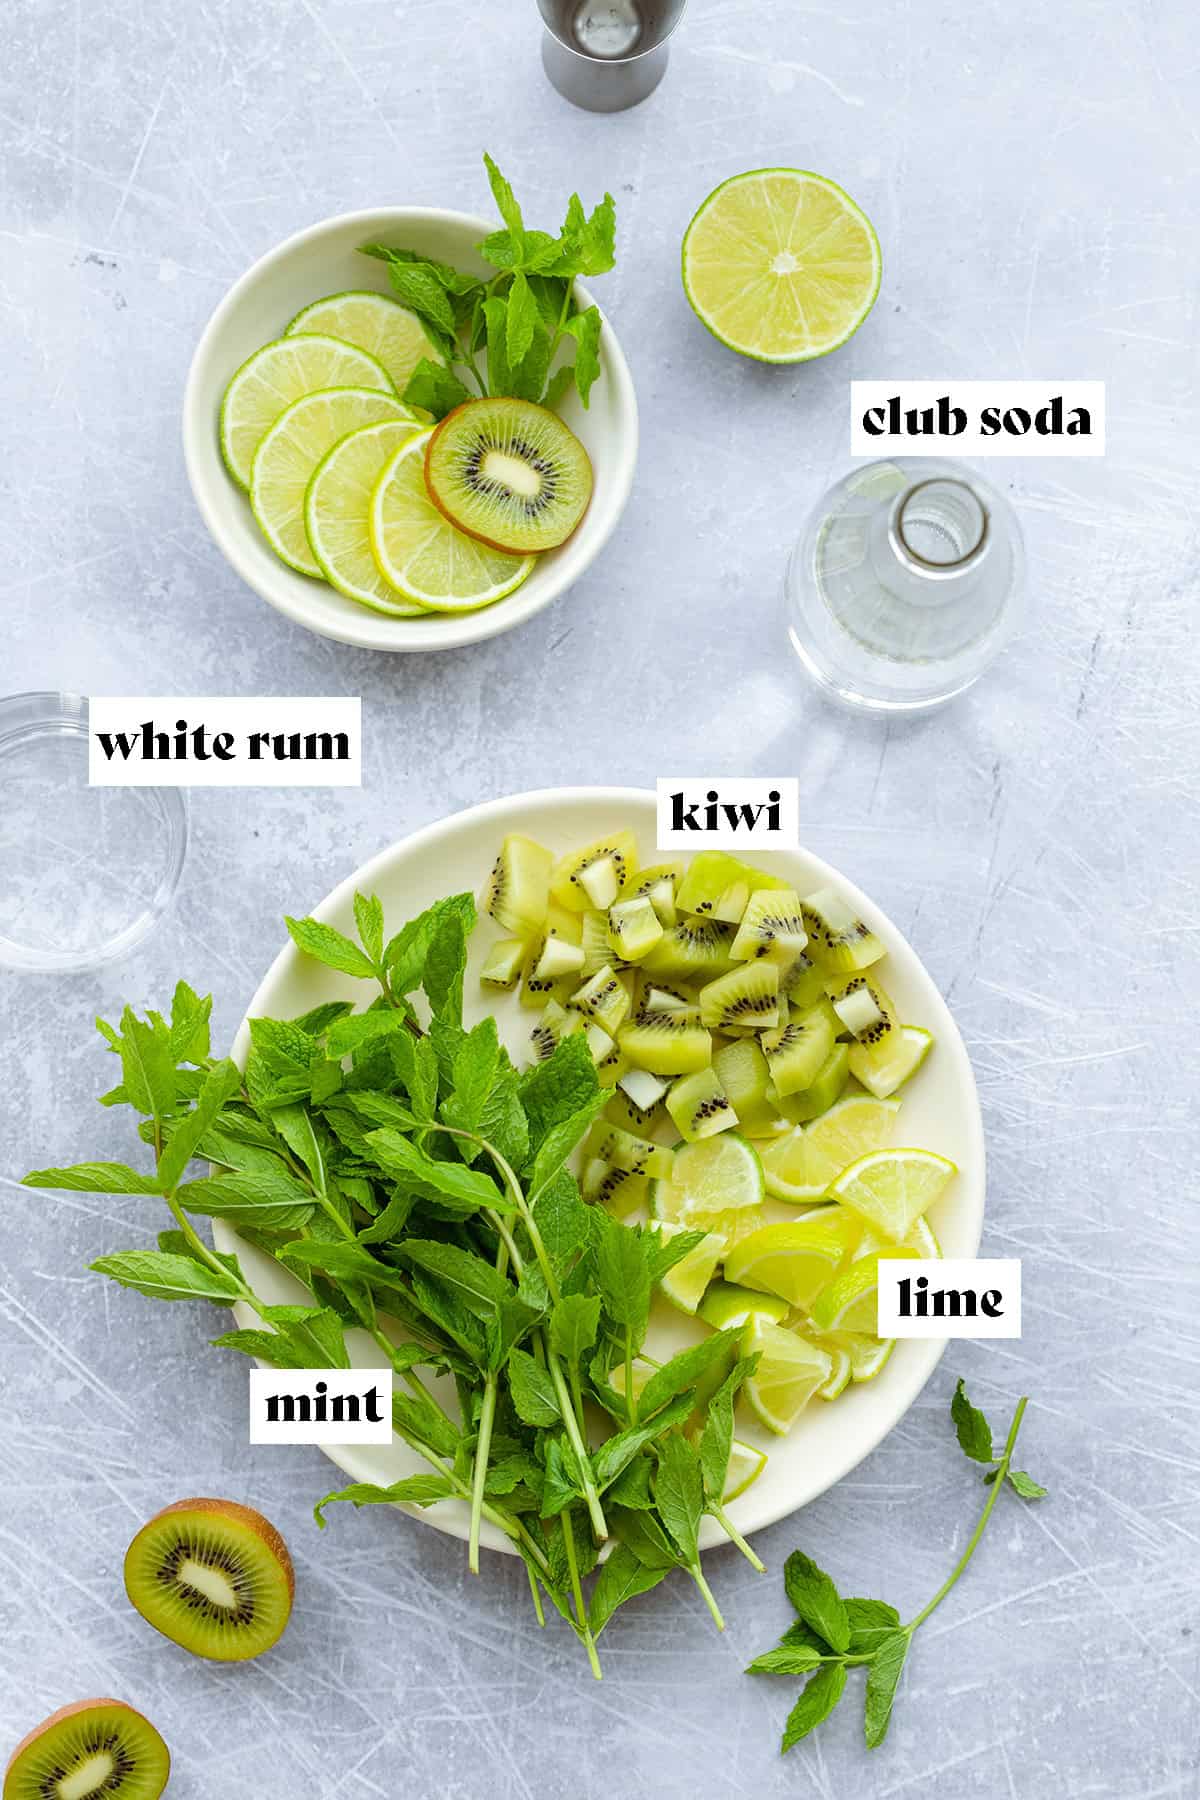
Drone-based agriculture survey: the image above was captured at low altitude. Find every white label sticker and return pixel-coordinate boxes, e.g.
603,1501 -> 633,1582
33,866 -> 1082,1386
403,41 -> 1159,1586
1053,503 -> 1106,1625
850,381 -> 1105,457
88,696 -> 362,786
656,778 -> 799,851
249,1368 -> 394,1445
876,1258 -> 1022,1339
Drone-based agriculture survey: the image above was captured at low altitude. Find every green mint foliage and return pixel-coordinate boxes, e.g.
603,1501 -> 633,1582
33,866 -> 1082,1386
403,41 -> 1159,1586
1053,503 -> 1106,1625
749,1381 -> 1047,1755
284,914 -> 378,981
24,1162 -> 163,1194
361,153 -> 617,417
90,1251 -> 243,1305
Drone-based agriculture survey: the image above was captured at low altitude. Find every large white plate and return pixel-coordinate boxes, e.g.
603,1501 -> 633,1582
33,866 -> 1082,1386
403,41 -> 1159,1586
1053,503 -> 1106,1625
216,787 -> 984,1556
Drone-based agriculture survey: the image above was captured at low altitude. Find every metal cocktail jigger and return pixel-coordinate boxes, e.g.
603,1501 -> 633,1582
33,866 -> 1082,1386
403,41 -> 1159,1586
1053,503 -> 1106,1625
538,0 -> 688,112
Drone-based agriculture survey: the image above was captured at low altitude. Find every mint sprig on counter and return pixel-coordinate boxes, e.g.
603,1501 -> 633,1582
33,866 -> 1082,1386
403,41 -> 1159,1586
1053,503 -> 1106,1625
361,152 -> 615,418
24,886 -> 759,1680
747,1380 -> 1046,1751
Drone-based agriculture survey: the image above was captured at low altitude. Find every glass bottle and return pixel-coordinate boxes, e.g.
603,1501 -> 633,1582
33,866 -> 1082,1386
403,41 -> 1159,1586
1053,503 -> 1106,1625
785,457 -> 1026,713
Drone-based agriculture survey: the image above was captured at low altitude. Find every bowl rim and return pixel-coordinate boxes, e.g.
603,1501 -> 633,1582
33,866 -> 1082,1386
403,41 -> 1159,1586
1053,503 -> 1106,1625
182,207 -> 639,654
218,783 -> 986,1554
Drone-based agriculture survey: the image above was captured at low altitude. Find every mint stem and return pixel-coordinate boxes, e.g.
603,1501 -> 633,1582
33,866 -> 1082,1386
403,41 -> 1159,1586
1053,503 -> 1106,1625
561,1512 -> 603,1681
688,1561 -> 725,1631
708,1502 -> 766,1573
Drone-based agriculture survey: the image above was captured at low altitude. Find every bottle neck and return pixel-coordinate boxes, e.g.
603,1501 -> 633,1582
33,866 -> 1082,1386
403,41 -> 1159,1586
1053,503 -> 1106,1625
871,477 -> 992,604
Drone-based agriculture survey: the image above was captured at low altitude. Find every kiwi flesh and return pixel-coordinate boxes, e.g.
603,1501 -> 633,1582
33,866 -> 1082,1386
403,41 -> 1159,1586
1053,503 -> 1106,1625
578,909 -> 612,979
607,896 -> 664,962
824,972 -> 897,1050
675,852 -> 787,918
530,999 -> 582,1061
480,833 -> 551,938
640,917 -> 736,982
424,396 -> 594,553
730,887 -> 807,961
4,1700 -> 170,1800
775,1042 -> 850,1122
618,1012 -> 712,1077
801,886 -> 885,971
712,1038 -> 789,1137
586,1122 -> 675,1179
479,937 -> 526,990
123,1497 -> 294,1663
550,832 -> 638,912
666,1069 -> 737,1142
570,964 -> 632,1035
620,861 -> 682,926
698,962 -> 780,1031
582,1159 -> 648,1217
761,1003 -> 837,1098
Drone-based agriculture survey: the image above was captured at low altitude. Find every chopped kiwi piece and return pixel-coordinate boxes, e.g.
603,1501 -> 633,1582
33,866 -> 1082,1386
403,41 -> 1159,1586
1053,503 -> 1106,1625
530,934 -> 585,983
712,1038 -> 789,1137
5,1700 -> 170,1800
775,946 -> 829,1009
571,964 -> 632,1035
730,887 -> 807,961
123,1498 -> 294,1663
479,937 -> 525,990
425,396 -> 594,553
586,1122 -> 675,1179
550,832 -> 638,912
480,833 -> 552,938
578,909 -> 612,978
530,999 -> 582,1061
825,971 -> 897,1050
848,1025 -> 933,1098
775,1041 -> 850,1121
620,860 -> 682,925
698,961 -> 780,1031
607,896 -> 664,962
712,879 -> 751,924
675,851 -> 787,918
582,1159 -> 648,1216
618,1012 -> 713,1077
666,1069 -> 738,1142
761,1002 -> 837,1097
519,951 -> 570,1010
801,885 -> 886,971
639,983 -> 692,1015
640,917 -> 736,981
614,1066 -> 670,1118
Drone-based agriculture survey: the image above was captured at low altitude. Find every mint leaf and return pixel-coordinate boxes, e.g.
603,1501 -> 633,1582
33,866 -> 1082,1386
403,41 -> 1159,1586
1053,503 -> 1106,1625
519,1032 -> 600,1151
638,1331 -> 737,1420
564,305 -> 602,407
24,1162 -> 162,1194
170,980 -> 212,1063
863,1629 -> 910,1748
156,1058 -> 243,1194
506,271 -> 540,368
482,294 -> 513,400
576,193 -> 616,275
175,1170 -> 315,1231
324,1011 -> 409,1060
745,1644 -> 824,1677
549,1292 -> 601,1367
591,1390 -> 694,1491
783,1550 -> 850,1654
483,152 -> 525,250
353,892 -> 385,967
284,915 -> 378,981
951,1377 -> 995,1464
697,1356 -> 755,1502
1008,1469 -> 1048,1500
529,1094 -> 608,1199
381,260 -> 457,338
543,363 -> 576,412
403,357 -> 471,420
646,1226 -> 707,1286
117,1007 -> 177,1125
314,1475 -> 455,1527
588,1542 -> 669,1637
782,1664 -> 847,1752
211,1327 -> 314,1369
595,1216 -> 651,1334
91,1250 -> 242,1304
398,1240 -> 510,1318
363,1128 -> 511,1216
846,1596 -> 901,1654
652,1432 -> 704,1565
442,1017 -> 501,1138
507,1347 -> 560,1426
384,894 -> 475,996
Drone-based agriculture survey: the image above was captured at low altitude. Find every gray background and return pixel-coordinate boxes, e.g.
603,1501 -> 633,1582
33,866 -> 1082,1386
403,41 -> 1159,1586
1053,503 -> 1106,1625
2,0 -> 1197,1794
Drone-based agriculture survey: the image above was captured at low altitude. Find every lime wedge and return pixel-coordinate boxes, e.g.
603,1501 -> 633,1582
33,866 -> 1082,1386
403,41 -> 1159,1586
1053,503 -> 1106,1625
723,1438 -> 767,1501
845,1333 -> 894,1382
250,387 -> 415,576
742,1319 -> 832,1435
809,1248 -> 920,1335
682,169 -> 881,364
827,1147 -> 956,1243
305,419 -> 425,614
370,431 -> 535,612
816,1344 -> 852,1400
698,1279 -> 789,1331
648,1134 -> 765,1246
760,1094 -> 901,1202
287,291 -> 445,396
855,1213 -> 941,1261
652,1220 -> 725,1315
723,1211 -> 858,1309
220,333 -> 395,489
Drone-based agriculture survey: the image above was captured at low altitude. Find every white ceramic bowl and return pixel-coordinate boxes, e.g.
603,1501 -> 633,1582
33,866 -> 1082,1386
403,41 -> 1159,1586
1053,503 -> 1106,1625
183,210 -> 638,652
216,787 -> 984,1555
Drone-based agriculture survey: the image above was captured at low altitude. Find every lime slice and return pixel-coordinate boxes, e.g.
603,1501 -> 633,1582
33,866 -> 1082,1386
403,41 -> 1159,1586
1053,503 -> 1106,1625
809,1248 -> 920,1335
698,1279 -> 789,1331
251,387 -> 415,576
681,169 -> 881,364
761,1094 -> 901,1202
723,1438 -> 767,1501
305,419 -> 425,614
220,334 -> 395,489
724,1211 -> 858,1308
742,1319 -> 832,1435
828,1147 -> 956,1243
653,1220 -> 725,1315
370,431 -> 535,612
648,1134 -> 765,1246
286,291 -> 445,395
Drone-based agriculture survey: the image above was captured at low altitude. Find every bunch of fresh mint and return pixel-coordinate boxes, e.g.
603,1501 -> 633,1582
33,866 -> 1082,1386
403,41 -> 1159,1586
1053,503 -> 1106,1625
361,153 -> 616,421
25,888 -> 762,1680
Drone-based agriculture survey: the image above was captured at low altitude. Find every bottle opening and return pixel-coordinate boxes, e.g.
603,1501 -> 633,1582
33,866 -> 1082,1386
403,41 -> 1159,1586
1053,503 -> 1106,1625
897,479 -> 988,570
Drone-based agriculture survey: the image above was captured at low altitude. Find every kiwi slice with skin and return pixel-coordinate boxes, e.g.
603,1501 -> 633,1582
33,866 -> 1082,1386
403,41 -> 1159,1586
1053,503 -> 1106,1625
481,833 -> 552,938
666,1069 -> 738,1142
640,917 -> 736,982
550,832 -> 638,912
124,1498 -> 293,1663
801,886 -> 886,971
698,961 -> 780,1031
761,1002 -> 837,1098
618,1012 -> 713,1077
425,396 -> 594,554
4,1700 -> 170,1800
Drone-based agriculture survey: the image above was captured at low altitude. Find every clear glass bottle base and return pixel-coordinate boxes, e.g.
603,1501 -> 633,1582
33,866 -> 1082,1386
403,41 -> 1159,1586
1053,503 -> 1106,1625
785,624 -> 984,714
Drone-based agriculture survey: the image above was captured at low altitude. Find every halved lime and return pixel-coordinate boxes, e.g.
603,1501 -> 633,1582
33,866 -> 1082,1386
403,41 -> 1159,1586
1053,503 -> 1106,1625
681,169 -> 881,364
305,419 -> 425,614
827,1147 -> 956,1243
652,1220 -> 725,1315
220,333 -> 395,489
698,1279 -> 789,1331
251,387 -> 415,576
741,1319 -> 832,1435
760,1094 -> 901,1202
724,1212 -> 858,1309
723,1438 -> 767,1501
287,291 -> 445,395
648,1134 -> 765,1246
370,431 -> 535,613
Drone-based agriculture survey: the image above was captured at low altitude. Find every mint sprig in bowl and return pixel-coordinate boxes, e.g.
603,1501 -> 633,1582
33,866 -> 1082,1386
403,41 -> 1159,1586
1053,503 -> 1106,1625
183,166 -> 638,652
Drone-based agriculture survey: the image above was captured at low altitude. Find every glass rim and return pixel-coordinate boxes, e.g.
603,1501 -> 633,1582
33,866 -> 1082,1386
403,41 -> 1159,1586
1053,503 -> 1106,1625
891,478 -> 991,577
539,0 -> 688,64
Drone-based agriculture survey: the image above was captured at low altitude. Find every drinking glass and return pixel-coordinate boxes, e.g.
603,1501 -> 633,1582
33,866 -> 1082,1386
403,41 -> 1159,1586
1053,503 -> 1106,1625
537,0 -> 688,110
785,458 -> 1027,713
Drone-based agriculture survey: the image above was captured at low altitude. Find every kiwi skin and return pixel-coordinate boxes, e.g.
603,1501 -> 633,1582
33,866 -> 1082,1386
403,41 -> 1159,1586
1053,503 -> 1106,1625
5,1698 -> 170,1799
124,1497 -> 294,1664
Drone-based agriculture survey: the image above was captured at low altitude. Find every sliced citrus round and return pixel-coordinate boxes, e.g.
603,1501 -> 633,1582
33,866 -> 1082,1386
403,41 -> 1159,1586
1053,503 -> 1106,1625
305,419 -> 425,614
809,1247 -> 920,1335
251,387 -> 415,576
741,1319 -> 832,1435
828,1147 -> 956,1242
697,1278 -> 789,1331
724,1212 -> 858,1309
653,1220 -> 725,1315
648,1134 -> 765,1246
681,169 -> 881,364
760,1094 -> 900,1201
370,430 -> 535,612
286,291 -> 445,395
220,334 -> 395,489
723,1438 -> 767,1501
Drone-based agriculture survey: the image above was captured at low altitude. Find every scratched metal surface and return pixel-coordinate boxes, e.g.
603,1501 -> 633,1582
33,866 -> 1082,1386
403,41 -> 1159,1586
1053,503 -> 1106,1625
1,0 -> 1197,1794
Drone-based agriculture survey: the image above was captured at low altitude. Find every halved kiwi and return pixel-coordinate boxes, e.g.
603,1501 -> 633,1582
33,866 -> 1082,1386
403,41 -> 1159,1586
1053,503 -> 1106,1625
4,1700 -> 169,1800
425,397 -> 594,554
123,1498 -> 294,1663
